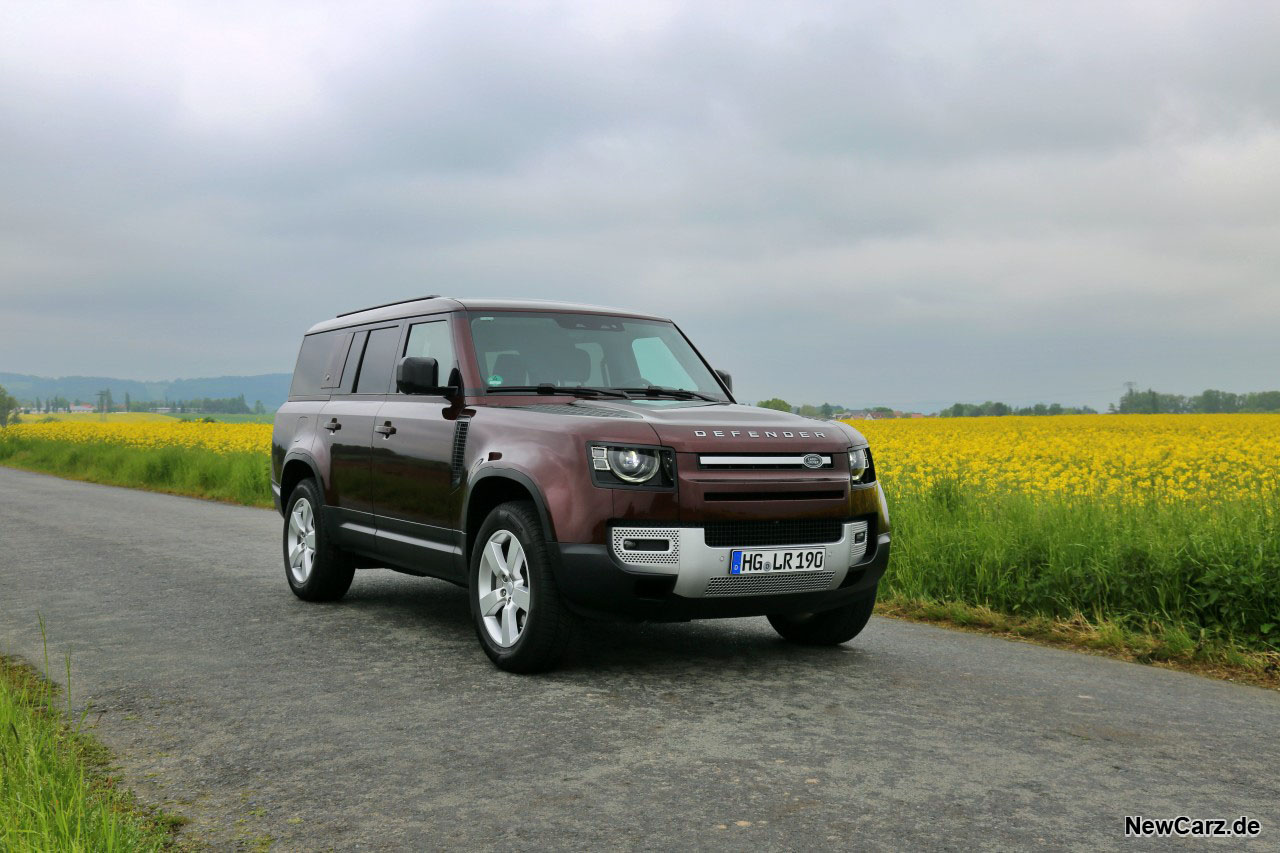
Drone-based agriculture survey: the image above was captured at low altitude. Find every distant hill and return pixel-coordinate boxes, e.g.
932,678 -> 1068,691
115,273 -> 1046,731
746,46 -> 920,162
0,372 -> 292,410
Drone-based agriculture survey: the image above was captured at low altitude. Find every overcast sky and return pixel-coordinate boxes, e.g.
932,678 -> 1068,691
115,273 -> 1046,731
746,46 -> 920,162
2,1 -> 1278,411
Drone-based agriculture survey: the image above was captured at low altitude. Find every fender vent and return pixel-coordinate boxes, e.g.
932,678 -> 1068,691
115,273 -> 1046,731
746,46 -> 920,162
451,418 -> 471,487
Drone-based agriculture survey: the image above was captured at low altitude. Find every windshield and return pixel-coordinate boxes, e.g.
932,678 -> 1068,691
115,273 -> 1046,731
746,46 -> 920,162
467,311 -> 729,400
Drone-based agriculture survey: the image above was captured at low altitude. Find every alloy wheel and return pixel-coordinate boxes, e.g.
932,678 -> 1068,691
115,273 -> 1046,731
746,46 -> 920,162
288,498 -> 317,584
477,529 -> 531,647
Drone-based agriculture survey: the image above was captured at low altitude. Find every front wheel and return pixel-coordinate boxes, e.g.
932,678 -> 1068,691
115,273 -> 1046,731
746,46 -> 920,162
469,501 -> 576,673
768,586 -> 878,645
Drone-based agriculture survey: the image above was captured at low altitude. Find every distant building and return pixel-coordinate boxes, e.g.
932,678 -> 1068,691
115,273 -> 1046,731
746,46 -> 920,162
837,408 -> 928,420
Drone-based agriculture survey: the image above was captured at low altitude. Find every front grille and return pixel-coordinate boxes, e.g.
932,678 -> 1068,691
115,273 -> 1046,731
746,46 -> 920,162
703,519 -> 844,548
705,490 -> 843,502
697,453 -> 835,470
704,571 -> 835,597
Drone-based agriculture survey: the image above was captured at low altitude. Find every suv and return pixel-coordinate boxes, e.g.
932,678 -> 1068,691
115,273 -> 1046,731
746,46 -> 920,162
272,297 -> 890,672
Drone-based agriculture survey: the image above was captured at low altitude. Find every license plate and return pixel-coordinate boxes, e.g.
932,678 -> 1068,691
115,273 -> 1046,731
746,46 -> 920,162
730,547 -> 825,574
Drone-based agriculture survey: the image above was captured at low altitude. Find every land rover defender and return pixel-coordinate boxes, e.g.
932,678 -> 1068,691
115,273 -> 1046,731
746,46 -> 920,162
272,297 -> 890,671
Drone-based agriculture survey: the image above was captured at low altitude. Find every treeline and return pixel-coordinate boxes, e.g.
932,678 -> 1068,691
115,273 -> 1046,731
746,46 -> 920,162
27,393 -> 265,415
939,402 -> 1097,418
756,399 -> 848,418
1115,388 -> 1280,414
167,395 -> 262,414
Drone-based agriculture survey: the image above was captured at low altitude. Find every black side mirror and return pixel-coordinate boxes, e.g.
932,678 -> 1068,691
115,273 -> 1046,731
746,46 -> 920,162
715,369 -> 733,392
396,356 -> 445,395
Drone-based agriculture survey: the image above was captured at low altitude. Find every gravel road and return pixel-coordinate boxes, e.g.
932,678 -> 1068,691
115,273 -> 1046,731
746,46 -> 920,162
1,466 -> 1276,851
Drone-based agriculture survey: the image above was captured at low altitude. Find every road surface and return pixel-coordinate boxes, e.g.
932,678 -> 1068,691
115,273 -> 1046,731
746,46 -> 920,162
1,466 -> 1276,850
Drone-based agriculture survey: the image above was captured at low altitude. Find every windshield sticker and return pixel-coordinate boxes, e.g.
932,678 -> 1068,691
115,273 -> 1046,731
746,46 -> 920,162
488,375 -> 503,386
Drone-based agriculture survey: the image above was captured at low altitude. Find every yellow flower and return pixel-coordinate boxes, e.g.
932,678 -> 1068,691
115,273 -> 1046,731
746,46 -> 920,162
847,414 -> 1280,505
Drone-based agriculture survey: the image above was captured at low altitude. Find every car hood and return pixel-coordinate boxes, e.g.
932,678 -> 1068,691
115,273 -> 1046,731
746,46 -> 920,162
509,399 -> 863,451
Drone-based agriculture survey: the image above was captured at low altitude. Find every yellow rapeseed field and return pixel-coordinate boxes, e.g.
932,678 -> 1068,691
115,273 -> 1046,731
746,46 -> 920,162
4,420 -> 271,455
8,413 -> 1277,504
847,413 -> 1280,504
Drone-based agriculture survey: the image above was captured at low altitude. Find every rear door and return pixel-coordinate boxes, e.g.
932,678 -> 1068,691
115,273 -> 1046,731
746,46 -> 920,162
371,315 -> 466,580
318,324 -> 402,555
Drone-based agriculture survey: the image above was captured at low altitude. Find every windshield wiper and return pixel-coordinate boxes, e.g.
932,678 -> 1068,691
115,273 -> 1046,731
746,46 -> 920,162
485,384 -> 630,399
613,386 -> 718,402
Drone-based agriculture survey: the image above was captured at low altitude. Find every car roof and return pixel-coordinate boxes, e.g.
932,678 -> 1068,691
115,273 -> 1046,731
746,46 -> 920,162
304,296 -> 670,335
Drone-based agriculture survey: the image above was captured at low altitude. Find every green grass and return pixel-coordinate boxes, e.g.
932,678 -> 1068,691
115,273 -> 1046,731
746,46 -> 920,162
881,480 -> 1280,654
1,623 -> 180,851
0,437 -> 271,508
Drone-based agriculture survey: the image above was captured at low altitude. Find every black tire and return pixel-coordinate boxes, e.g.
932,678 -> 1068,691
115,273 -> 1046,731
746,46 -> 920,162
768,586 -> 878,645
282,478 -> 355,602
469,501 -> 576,673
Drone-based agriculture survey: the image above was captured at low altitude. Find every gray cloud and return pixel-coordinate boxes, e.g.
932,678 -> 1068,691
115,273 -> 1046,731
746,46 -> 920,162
2,0 -> 1278,410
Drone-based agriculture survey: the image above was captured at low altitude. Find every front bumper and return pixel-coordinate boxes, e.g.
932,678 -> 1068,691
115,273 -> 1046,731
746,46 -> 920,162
553,522 -> 890,622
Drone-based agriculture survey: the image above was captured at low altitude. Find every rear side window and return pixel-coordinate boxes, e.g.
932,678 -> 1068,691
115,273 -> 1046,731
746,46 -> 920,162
321,332 -> 354,389
290,332 -> 343,397
353,326 -> 401,394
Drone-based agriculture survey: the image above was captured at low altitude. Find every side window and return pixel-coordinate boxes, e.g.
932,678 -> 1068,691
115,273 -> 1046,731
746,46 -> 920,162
329,331 -> 367,395
289,332 -> 340,397
353,326 -> 401,394
402,320 -> 457,389
631,337 -> 696,389
321,332 -> 354,389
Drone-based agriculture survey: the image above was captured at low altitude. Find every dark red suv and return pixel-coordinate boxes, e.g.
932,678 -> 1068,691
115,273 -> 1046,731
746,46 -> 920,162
272,297 -> 890,671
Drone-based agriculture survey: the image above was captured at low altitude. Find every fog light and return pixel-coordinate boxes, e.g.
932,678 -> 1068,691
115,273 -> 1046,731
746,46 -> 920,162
622,538 -> 670,552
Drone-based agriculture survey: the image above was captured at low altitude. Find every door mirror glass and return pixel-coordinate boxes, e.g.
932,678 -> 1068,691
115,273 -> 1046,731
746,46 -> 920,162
395,356 -> 441,395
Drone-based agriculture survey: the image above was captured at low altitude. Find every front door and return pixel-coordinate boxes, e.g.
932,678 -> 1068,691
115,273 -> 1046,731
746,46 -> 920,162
371,316 -> 466,580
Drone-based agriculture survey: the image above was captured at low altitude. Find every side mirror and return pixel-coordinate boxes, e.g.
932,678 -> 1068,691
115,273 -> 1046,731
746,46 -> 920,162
396,356 -> 446,395
715,369 -> 733,392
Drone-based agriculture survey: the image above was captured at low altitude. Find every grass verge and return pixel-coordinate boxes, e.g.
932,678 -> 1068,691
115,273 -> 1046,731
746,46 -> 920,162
1,625 -> 184,850
876,595 -> 1280,690
0,439 -> 271,508
884,484 -> 1279,653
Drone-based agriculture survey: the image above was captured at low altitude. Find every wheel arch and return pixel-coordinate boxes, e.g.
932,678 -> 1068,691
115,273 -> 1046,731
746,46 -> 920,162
462,469 -> 557,564
279,452 -> 322,517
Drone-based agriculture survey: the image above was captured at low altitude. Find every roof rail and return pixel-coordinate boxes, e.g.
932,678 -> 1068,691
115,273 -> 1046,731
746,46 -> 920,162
335,295 -> 444,318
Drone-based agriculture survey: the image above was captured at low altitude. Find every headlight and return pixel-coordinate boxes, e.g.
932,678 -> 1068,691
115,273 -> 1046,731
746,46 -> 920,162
849,448 -> 869,482
589,444 -> 675,488
608,448 -> 659,483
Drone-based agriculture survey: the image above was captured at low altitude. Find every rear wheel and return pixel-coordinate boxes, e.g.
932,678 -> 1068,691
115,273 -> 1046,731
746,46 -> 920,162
768,586 -> 877,645
283,478 -> 355,602
469,501 -> 575,673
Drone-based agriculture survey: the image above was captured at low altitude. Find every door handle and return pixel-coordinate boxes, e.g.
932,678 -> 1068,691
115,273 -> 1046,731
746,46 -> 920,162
324,418 -> 342,432
374,421 -> 397,437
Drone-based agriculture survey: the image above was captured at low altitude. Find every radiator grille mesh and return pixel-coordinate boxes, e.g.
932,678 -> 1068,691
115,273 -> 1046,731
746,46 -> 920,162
704,519 -> 844,548
704,571 -> 835,597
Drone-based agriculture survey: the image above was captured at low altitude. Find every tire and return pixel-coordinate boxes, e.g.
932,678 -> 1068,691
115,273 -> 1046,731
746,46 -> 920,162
282,478 -> 355,602
767,585 -> 878,646
469,501 -> 576,673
